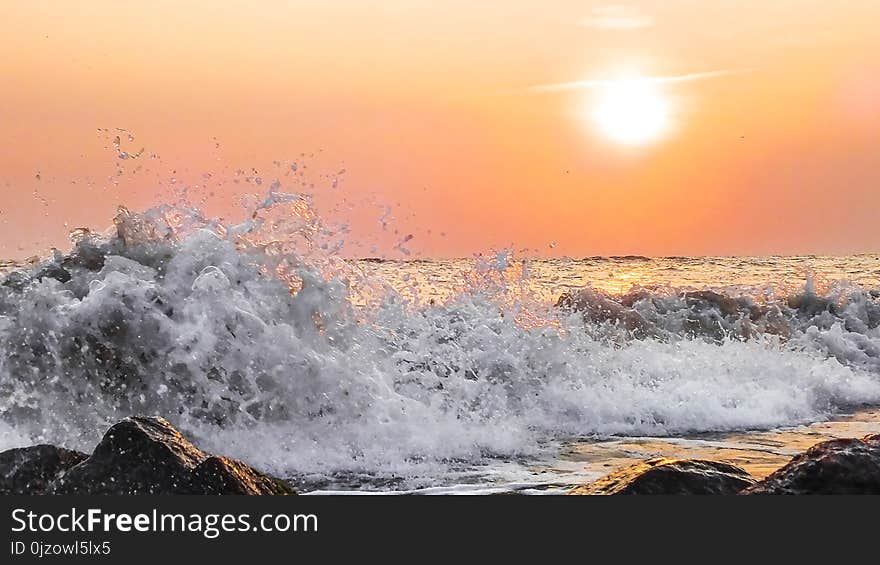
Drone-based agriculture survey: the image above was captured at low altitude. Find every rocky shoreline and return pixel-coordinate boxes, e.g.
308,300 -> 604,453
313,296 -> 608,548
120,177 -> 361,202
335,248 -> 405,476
569,433 -> 880,494
2,416 -> 880,495
0,417 -> 295,495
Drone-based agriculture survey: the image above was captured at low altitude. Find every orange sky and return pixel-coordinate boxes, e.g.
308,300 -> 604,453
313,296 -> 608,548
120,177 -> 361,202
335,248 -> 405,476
1,1 -> 879,259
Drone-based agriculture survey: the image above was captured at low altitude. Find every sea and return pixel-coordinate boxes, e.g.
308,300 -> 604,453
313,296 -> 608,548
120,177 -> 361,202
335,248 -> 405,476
2,197 -> 880,493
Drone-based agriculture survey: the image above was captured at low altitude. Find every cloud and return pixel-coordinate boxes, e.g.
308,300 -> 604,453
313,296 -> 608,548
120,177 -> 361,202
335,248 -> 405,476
581,5 -> 654,30
517,68 -> 757,94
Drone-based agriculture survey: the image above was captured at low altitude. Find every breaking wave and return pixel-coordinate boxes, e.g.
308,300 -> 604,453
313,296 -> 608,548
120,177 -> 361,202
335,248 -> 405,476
2,193 -> 880,486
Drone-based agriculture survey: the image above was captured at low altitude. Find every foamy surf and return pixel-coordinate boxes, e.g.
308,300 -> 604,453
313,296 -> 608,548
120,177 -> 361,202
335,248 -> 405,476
2,197 -> 880,490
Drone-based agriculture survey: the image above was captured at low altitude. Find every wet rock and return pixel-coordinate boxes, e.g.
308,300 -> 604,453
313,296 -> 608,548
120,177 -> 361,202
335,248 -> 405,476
556,287 -> 648,333
192,456 -> 295,495
50,417 -> 205,495
683,290 -> 744,318
0,445 -> 88,495
742,434 -> 880,494
48,416 -> 295,495
569,457 -> 755,495
34,263 -> 72,283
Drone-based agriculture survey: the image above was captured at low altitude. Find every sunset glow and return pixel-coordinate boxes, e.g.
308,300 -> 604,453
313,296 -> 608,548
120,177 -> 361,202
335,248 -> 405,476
1,1 -> 879,258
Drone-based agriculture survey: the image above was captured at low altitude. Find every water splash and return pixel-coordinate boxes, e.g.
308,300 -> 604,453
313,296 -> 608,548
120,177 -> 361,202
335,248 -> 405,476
3,152 -> 880,488
1,194 -> 880,490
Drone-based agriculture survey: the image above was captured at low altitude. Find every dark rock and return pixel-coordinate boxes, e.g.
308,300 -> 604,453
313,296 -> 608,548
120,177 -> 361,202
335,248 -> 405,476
192,456 -> 295,495
0,445 -> 88,495
556,287 -> 648,333
741,434 -> 880,494
35,263 -> 72,283
48,416 -> 295,495
569,457 -> 755,495
683,290 -> 744,318
49,417 -> 203,495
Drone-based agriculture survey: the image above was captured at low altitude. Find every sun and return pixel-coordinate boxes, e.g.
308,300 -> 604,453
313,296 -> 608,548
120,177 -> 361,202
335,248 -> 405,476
591,77 -> 670,145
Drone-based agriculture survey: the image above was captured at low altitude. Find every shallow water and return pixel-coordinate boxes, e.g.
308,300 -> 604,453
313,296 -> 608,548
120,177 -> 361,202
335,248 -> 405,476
306,406 -> 880,494
1,200 -> 879,493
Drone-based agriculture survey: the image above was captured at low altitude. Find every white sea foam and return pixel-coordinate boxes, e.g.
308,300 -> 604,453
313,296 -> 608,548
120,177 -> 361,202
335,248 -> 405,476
2,197 -> 880,488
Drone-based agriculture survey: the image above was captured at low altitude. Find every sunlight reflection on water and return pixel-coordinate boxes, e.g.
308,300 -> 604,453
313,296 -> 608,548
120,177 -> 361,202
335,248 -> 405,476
358,254 -> 880,305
